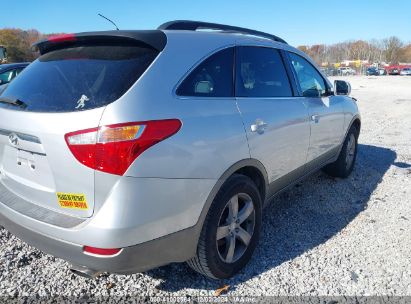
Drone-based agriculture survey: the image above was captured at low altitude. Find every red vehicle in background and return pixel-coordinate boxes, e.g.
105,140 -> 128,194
385,64 -> 411,75
388,66 -> 400,75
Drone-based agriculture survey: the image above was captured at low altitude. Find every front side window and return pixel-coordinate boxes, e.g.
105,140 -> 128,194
288,52 -> 327,98
236,46 -> 292,98
177,47 -> 234,97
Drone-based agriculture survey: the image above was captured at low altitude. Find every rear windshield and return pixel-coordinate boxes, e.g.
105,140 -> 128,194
0,44 -> 159,112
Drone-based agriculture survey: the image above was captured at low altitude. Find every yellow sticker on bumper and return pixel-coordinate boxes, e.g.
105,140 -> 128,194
56,192 -> 89,210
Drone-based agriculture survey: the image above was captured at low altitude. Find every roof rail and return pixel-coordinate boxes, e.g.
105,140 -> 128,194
158,20 -> 287,44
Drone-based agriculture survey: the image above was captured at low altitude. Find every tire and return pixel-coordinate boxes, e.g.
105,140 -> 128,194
323,125 -> 359,178
187,174 -> 262,279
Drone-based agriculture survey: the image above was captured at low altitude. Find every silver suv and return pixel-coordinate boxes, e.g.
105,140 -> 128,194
0,21 -> 360,279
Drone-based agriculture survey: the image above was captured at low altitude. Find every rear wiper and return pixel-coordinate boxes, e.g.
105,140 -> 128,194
0,97 -> 28,109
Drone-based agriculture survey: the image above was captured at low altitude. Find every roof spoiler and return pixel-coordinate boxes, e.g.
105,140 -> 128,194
32,30 -> 167,55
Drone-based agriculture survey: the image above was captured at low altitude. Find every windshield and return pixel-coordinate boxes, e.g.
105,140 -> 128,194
0,43 -> 159,112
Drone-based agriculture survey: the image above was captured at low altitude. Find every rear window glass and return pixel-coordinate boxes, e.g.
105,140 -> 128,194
0,44 -> 159,112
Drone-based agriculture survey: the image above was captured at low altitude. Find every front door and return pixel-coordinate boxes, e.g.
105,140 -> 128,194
287,52 -> 345,169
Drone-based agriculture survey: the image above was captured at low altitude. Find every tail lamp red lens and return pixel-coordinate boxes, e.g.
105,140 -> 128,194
83,246 -> 121,256
65,119 -> 181,176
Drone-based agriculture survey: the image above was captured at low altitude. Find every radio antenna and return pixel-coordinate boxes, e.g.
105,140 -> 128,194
98,13 -> 119,30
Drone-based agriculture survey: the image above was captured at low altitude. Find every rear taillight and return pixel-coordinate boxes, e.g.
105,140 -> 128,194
65,119 -> 181,175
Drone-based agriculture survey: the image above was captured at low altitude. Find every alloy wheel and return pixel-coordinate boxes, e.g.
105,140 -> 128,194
216,193 -> 256,263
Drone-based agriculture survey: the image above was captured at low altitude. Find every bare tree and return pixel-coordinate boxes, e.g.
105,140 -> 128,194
383,36 -> 403,64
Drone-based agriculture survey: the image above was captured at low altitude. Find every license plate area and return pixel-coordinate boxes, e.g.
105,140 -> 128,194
1,146 -> 56,192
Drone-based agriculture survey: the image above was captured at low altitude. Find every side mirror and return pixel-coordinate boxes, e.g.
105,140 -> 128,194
334,80 -> 351,95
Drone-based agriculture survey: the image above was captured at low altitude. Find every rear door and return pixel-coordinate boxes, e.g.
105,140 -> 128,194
0,40 -> 160,218
235,46 -> 310,189
286,52 -> 345,169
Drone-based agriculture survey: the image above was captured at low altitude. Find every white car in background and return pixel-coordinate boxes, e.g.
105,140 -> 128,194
338,67 -> 356,76
400,68 -> 411,76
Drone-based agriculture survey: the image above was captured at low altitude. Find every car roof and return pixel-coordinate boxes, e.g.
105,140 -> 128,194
33,21 -> 289,55
33,28 -> 302,58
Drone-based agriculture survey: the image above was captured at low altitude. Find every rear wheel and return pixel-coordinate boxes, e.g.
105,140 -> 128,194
187,174 -> 262,279
323,125 -> 359,178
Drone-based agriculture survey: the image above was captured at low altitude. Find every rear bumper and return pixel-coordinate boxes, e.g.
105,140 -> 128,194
0,209 -> 198,274
0,175 -> 217,273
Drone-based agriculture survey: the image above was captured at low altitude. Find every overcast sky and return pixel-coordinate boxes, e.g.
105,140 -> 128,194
2,0 -> 411,46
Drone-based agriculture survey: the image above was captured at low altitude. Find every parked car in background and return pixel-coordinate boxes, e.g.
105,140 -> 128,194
0,21 -> 361,280
320,67 -> 337,77
400,68 -> 411,76
366,67 -> 379,76
322,67 -> 338,76
329,68 -> 339,76
338,67 -> 356,76
378,68 -> 387,75
0,63 -> 30,86
388,67 -> 400,75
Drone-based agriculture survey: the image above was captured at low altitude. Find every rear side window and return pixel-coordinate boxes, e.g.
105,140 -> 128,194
288,52 -> 327,97
177,47 -> 234,97
236,46 -> 292,98
0,44 -> 159,112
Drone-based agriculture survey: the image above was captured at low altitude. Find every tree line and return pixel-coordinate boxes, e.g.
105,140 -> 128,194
0,28 -> 60,62
1,27 -> 410,65
297,37 -> 411,66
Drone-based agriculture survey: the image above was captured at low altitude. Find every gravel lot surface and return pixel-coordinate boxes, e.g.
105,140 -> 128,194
1,76 -> 411,300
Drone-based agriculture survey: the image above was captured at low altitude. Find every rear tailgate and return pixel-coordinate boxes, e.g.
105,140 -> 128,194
0,31 -> 164,218
0,109 -> 104,218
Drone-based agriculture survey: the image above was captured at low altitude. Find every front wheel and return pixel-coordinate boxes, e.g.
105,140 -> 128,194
323,125 -> 359,178
187,174 -> 262,279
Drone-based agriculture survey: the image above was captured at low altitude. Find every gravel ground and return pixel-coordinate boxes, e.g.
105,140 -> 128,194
1,76 -> 411,300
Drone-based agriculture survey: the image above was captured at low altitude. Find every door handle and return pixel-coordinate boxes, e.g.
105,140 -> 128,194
251,119 -> 268,133
311,114 -> 320,123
